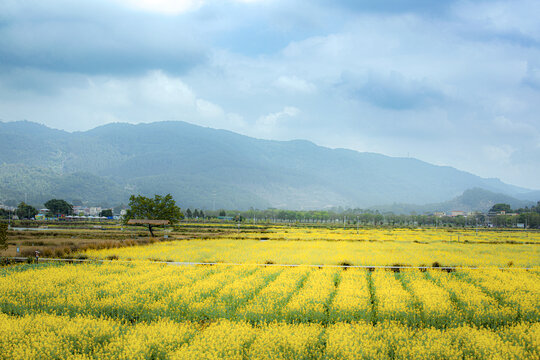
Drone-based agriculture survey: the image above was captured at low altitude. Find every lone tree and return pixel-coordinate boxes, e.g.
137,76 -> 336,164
100,209 -> 113,218
489,203 -> 512,213
44,199 -> 73,216
0,223 -> 7,251
123,194 -> 183,236
16,202 -> 38,220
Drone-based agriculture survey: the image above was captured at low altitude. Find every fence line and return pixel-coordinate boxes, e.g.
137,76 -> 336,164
3,256 -> 535,270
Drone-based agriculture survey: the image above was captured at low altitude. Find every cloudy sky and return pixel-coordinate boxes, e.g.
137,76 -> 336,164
1,0 -> 539,189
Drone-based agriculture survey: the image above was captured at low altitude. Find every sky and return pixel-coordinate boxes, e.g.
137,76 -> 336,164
0,0 -> 539,189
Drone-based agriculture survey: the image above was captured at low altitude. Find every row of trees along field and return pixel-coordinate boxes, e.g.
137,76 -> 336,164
0,199 -> 115,220
214,202 -> 540,228
1,195 -> 539,228
0,202 -> 41,220
0,199 -> 74,219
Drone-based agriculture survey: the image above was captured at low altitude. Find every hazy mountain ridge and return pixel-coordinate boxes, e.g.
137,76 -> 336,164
0,120 -> 535,210
372,188 -> 535,214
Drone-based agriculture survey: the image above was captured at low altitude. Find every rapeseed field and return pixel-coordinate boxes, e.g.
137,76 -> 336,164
1,227 -> 539,358
85,227 -> 540,267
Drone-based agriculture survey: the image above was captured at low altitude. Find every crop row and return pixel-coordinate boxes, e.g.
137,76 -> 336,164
1,312 -> 538,360
83,236 -> 540,267
0,263 -> 538,327
237,227 -> 540,244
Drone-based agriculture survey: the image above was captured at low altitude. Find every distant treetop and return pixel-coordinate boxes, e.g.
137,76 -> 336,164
44,199 -> 73,216
489,203 -> 512,213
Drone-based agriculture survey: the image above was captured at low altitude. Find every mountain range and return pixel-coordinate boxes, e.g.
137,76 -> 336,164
0,120 -> 537,211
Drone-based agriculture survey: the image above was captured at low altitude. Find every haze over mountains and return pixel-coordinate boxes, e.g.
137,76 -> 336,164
0,120 -> 537,211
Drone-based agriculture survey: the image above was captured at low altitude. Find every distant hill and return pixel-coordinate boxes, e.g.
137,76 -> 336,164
0,120 -> 537,209
373,188 -> 535,214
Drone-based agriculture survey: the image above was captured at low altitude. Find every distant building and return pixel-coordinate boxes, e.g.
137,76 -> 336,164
217,216 -> 234,221
488,210 -> 518,217
450,210 -> 465,217
73,206 -> 90,216
433,212 -> 446,217
35,209 -> 50,220
89,207 -> 102,216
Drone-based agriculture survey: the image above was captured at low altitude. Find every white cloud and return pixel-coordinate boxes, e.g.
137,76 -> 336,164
274,76 -> 316,93
234,0 -> 267,3
196,99 -> 224,118
0,69 -> 235,131
1,0 -> 540,188
225,113 -> 246,128
493,116 -> 538,136
257,106 -> 300,127
453,0 -> 540,41
482,145 -> 516,164
137,70 -> 196,106
114,0 -> 203,14
523,63 -> 540,90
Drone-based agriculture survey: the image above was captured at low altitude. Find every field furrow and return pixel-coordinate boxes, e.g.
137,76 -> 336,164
328,268 -> 372,322
371,269 -> 418,324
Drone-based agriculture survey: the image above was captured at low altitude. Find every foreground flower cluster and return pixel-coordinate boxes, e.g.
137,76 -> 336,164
0,261 -> 539,358
1,263 -> 538,325
0,313 -> 538,359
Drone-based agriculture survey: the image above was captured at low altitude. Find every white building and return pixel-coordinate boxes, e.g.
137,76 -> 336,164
89,207 -> 102,216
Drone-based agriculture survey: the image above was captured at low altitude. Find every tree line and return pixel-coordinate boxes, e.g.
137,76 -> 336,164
0,199 -> 114,220
200,202 -> 540,228
2,195 -> 539,229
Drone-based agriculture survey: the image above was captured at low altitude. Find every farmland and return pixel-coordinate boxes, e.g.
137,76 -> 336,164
84,227 -> 540,267
1,226 -> 539,358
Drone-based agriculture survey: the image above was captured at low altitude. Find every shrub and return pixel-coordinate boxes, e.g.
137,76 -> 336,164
0,223 -> 7,251
338,261 -> 353,269
21,249 -> 36,257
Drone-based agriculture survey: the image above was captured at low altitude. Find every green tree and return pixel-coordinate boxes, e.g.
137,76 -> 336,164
186,208 -> 192,218
0,209 -> 10,220
0,223 -> 7,251
100,209 -> 113,218
16,202 -> 38,219
489,203 -> 512,213
123,194 -> 183,236
44,199 -> 73,216
518,212 -> 540,228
